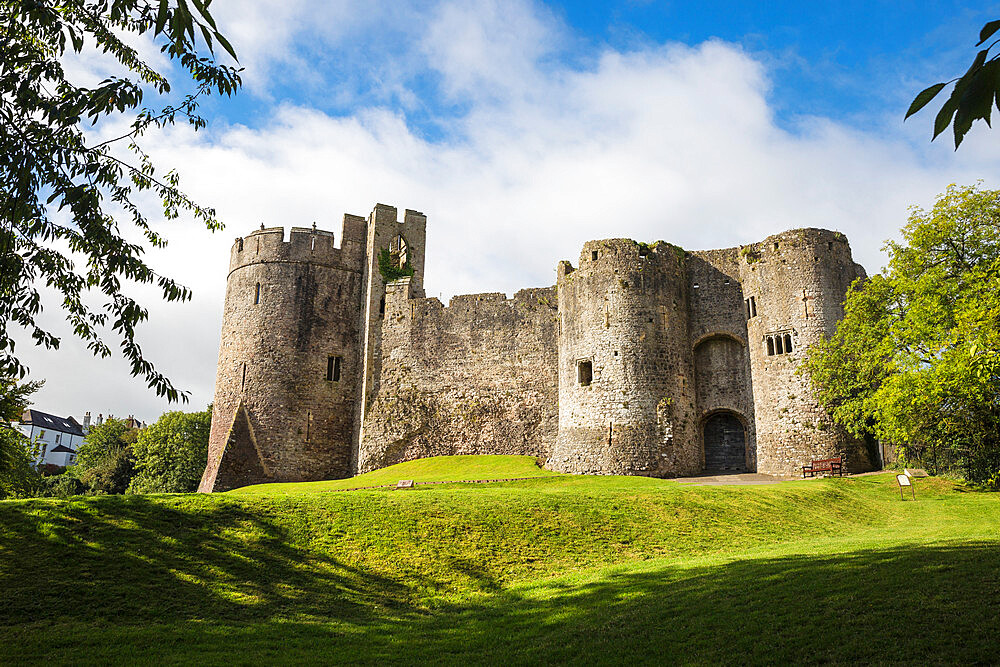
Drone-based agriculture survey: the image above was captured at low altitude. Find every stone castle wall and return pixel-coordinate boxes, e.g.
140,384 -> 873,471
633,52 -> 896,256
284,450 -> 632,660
356,281 -> 559,473
686,249 -> 757,470
201,204 -> 874,492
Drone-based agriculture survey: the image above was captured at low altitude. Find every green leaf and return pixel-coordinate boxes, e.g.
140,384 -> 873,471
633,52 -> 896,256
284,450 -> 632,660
199,24 -> 214,55
964,61 -> 999,127
977,19 -> 1000,46
906,82 -> 947,119
215,31 -> 238,62
933,96 -> 958,140
154,0 -> 169,35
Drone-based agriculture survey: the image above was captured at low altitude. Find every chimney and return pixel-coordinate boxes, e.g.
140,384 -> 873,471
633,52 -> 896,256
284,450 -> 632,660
83,412 -> 91,428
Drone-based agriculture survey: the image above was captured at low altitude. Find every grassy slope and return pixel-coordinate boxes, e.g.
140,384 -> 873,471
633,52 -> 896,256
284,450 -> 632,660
229,454 -> 559,495
1,459 -> 998,664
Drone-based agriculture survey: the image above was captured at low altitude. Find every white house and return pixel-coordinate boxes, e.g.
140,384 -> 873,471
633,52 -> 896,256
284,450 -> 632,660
18,410 -> 86,469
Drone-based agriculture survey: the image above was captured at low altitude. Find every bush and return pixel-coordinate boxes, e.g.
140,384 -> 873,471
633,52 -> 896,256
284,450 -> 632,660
75,419 -> 137,494
128,407 -> 211,494
38,473 -> 87,498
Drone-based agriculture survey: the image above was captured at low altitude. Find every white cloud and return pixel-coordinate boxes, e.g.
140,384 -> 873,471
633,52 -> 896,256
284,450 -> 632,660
15,0 -> 1000,422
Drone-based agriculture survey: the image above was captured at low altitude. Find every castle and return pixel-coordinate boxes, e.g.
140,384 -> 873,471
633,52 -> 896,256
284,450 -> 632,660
198,204 -> 874,492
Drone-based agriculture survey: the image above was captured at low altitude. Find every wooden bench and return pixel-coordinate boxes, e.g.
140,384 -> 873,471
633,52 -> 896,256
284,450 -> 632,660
802,457 -> 844,478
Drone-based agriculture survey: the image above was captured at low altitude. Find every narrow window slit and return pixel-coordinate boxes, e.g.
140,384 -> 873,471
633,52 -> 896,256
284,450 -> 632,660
327,356 -> 342,382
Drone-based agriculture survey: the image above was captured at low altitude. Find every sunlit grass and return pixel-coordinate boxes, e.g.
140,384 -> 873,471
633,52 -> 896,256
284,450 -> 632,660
229,454 -> 561,495
1,460 -> 997,664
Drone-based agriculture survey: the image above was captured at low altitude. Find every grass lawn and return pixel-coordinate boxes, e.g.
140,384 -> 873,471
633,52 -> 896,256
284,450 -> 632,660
229,454 -> 560,495
1,457 -> 998,664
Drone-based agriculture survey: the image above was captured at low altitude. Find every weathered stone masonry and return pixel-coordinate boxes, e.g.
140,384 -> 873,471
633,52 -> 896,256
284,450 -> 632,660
199,204 -> 871,492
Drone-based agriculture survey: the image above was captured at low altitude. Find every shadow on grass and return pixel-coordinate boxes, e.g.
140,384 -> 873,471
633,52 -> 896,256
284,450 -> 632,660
1,495 -> 998,664
0,495 -> 426,627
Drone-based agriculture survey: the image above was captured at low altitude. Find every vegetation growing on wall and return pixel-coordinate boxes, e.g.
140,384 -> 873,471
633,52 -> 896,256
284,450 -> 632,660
378,248 -> 415,282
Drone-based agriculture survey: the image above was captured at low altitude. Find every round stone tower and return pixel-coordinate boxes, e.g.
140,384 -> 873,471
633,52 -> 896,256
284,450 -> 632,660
738,228 -> 871,475
199,223 -> 366,492
549,239 -> 700,476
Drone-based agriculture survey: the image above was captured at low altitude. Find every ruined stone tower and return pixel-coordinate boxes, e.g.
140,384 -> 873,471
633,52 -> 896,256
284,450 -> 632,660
200,204 -> 872,492
549,240 -> 699,476
737,228 -> 872,474
199,204 -> 424,492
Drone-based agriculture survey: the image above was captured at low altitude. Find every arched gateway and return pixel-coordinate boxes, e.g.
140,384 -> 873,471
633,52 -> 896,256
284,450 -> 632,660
703,412 -> 746,472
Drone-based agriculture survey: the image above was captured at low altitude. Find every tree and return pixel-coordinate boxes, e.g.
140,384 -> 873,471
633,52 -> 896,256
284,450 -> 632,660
75,417 -> 138,493
127,405 -> 210,493
906,19 -> 1000,148
0,375 -> 43,498
805,183 -> 1000,486
1,1 -> 241,404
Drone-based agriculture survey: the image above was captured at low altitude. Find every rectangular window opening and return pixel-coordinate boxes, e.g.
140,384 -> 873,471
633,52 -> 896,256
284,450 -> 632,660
591,250 -> 599,261
327,356 -> 342,382
578,360 -> 593,386
254,282 -> 261,305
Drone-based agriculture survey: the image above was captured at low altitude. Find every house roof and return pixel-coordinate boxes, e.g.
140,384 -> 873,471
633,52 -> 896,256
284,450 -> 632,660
20,410 -> 85,437
50,444 -> 76,453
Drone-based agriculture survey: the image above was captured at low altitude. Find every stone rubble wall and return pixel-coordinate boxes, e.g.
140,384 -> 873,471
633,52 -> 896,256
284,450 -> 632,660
686,250 -> 757,470
355,282 -> 559,473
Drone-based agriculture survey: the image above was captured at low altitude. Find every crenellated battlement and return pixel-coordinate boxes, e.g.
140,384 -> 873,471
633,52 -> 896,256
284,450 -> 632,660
228,214 -> 371,275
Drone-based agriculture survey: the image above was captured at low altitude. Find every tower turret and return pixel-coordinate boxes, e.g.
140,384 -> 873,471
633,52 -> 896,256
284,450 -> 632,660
549,239 -> 700,476
738,228 -> 870,475
199,217 -> 367,492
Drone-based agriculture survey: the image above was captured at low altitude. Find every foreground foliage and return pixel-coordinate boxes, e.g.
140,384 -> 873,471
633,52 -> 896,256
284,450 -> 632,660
0,0 -> 240,403
806,184 -> 1000,486
907,19 -> 1000,148
0,468 -> 997,664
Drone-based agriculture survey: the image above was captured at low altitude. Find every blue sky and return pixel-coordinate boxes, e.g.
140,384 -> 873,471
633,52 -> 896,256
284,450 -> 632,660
20,0 -> 1000,421
204,1 -> 999,134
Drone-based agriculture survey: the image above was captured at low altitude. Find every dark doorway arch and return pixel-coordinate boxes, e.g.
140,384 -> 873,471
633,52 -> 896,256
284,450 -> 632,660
703,412 -> 746,472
